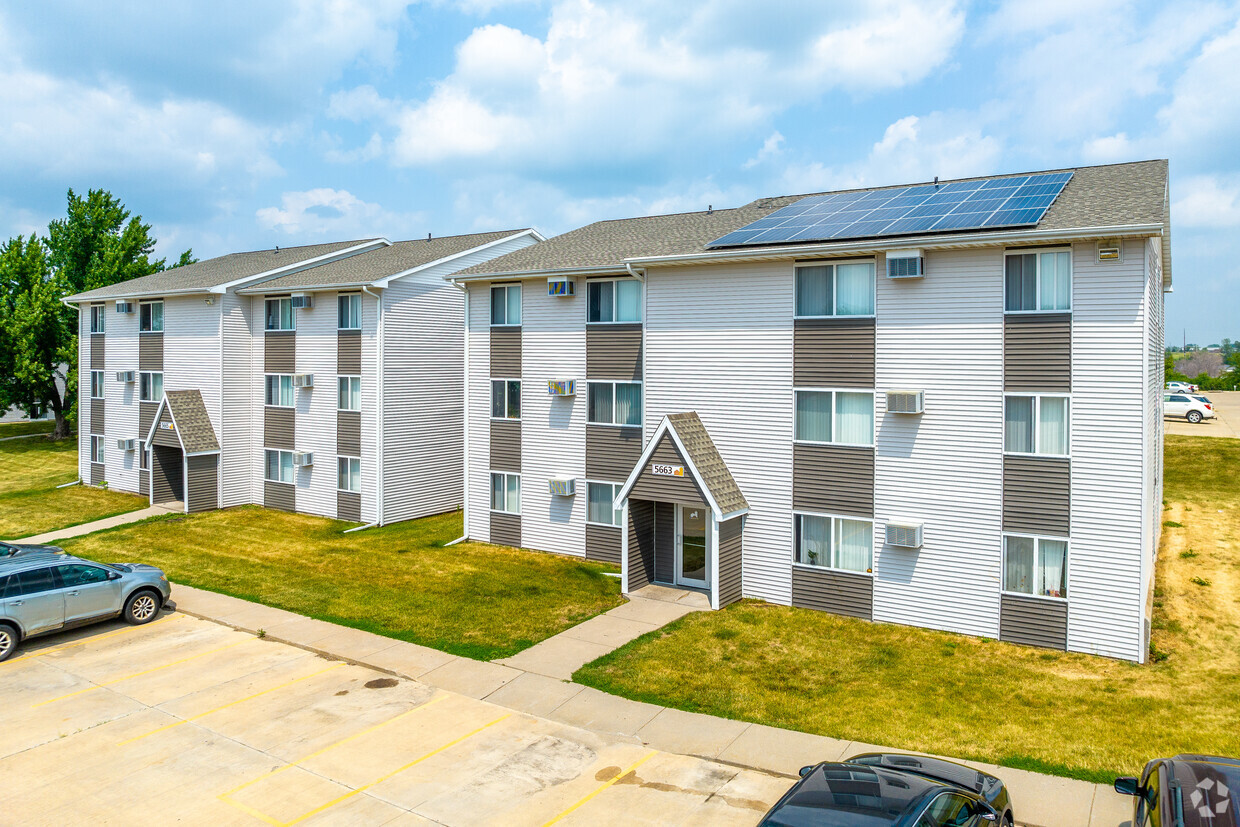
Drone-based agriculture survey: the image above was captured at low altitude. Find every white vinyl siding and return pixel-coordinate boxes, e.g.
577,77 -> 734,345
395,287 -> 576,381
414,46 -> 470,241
103,299 -> 139,494
466,284 -> 493,541
1141,235 -> 1165,660
220,290 -> 253,508
295,285 -> 345,520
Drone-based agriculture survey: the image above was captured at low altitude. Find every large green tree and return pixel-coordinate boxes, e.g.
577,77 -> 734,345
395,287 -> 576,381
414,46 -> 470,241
0,189 -> 194,439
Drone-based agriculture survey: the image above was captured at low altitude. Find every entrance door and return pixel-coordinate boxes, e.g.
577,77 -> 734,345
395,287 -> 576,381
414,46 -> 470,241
675,504 -> 710,588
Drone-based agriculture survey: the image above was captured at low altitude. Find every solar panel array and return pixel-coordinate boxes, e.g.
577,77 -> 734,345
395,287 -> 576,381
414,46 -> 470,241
706,171 -> 1073,248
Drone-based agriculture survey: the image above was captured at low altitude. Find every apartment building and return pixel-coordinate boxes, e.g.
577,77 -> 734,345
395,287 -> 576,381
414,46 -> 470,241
449,160 -> 1169,663
68,229 -> 541,524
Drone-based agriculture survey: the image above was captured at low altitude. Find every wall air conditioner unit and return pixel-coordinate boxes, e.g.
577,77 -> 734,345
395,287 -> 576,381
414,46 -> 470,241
886,390 -> 924,414
290,293 -> 313,309
547,379 -> 576,396
115,301 -> 134,314
293,373 -> 314,388
886,249 -> 925,279
117,438 -> 136,452
548,477 -> 576,497
885,521 -> 924,549
116,370 -> 136,383
547,276 -> 575,297
293,451 -> 314,467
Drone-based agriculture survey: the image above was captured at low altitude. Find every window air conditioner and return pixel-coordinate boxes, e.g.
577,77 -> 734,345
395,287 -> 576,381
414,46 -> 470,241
293,451 -> 314,467
547,379 -> 576,396
116,370 -> 136,383
548,477 -> 576,497
116,301 -> 134,313
291,293 -> 314,309
886,390 -> 924,414
885,521 -> 923,549
117,438 -> 136,452
293,373 -> 314,388
547,276 -> 575,297
886,249 -> 924,279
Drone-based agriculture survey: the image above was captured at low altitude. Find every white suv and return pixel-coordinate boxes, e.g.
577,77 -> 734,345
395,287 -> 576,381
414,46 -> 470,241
1167,381 -> 1198,394
1164,393 -> 1215,423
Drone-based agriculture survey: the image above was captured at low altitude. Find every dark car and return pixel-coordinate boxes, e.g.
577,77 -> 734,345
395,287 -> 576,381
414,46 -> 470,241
0,541 -> 65,558
759,753 -> 1014,827
1115,755 -> 1239,826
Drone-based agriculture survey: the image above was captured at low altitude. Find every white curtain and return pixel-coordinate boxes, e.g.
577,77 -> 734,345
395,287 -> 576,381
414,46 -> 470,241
615,383 -> 642,425
1038,397 -> 1069,455
796,391 -> 832,442
1005,396 -> 1034,453
506,474 -> 521,512
587,483 -> 614,524
1040,251 -> 1071,311
617,280 -> 642,322
506,284 -> 522,325
796,266 -> 832,316
836,518 -> 873,572
835,263 -> 875,315
1038,539 -> 1068,597
1004,536 -> 1035,593
798,515 -> 831,567
835,392 -> 874,445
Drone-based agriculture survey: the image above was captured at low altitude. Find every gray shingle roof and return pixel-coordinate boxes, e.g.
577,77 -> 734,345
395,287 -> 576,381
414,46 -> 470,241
665,412 -> 748,515
66,239 -> 381,302
246,230 -> 530,292
164,390 -> 219,454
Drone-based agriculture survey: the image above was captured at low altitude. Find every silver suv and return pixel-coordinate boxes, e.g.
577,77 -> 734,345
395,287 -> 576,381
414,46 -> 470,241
0,553 -> 171,661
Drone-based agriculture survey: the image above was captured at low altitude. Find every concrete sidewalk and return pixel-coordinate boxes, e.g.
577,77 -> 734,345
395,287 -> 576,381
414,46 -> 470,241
16,501 -> 180,545
170,583 -> 1132,827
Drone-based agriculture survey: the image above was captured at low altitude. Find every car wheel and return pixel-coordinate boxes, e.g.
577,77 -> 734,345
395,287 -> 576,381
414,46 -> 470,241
123,590 -> 162,625
0,622 -> 18,662
1187,410 -> 1203,424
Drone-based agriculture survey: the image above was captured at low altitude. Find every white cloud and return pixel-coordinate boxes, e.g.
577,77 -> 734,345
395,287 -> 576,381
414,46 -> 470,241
1157,17 -> 1240,163
1172,175 -> 1240,229
742,132 -> 785,170
256,188 -> 427,239
1081,132 -> 1134,163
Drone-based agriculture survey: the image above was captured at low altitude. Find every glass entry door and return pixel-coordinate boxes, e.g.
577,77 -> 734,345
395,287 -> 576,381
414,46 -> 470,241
676,504 -> 710,588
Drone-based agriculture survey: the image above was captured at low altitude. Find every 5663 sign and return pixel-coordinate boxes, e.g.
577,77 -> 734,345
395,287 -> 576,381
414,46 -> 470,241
651,464 -> 684,477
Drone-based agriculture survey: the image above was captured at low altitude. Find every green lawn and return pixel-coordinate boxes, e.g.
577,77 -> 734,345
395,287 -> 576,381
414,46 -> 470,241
60,506 -> 623,660
0,420 -> 56,438
575,435 -> 1240,783
0,436 -> 148,540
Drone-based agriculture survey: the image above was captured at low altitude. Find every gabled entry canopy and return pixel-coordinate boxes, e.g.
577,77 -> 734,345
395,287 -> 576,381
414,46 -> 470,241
615,412 -> 748,522
143,389 -> 220,455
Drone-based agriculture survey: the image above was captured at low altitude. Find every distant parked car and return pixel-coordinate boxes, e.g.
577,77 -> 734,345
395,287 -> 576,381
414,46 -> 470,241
0,541 -> 65,559
1164,393 -> 1215,423
0,553 -> 170,662
1115,754 -> 1239,826
1167,381 -> 1199,393
759,752 -> 1014,826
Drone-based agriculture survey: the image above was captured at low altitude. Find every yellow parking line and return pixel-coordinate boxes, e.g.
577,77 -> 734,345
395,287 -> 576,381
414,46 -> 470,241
32,637 -> 251,707
116,661 -> 346,746
541,751 -> 657,827
4,615 -> 178,665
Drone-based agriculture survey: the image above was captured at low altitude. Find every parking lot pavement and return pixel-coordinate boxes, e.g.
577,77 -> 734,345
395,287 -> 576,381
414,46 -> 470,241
1165,389 -> 1240,438
0,613 -> 790,826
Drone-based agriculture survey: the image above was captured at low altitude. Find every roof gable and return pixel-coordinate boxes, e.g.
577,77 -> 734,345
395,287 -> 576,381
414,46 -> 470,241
143,389 -> 219,455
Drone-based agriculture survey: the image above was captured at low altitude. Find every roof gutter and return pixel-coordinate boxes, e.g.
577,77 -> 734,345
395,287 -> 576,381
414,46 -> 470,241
447,264 -> 629,284
624,262 -> 646,282
64,287 -> 214,305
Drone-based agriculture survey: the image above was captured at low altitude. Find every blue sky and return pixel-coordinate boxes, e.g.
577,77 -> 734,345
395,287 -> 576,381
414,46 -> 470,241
2,0 -> 1238,343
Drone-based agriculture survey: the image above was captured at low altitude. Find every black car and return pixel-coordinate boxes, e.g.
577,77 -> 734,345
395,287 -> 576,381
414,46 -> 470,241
760,752 -> 1014,827
0,541 -> 64,558
1115,754 -> 1239,826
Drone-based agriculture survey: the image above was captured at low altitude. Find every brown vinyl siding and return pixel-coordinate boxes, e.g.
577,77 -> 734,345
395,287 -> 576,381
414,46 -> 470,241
586,323 -> 642,380
337,491 -> 362,522
90,399 -> 105,434
585,523 -> 623,565
792,566 -> 874,620
1004,313 -> 1071,392
489,420 -> 521,473
490,326 -> 521,377
490,512 -> 521,547
336,411 -> 361,457
139,470 -> 149,497
186,454 -> 218,513
792,444 -> 875,517
585,425 -> 643,480
627,433 -> 708,506
139,402 -> 160,438
1003,455 -> 1071,536
337,329 -> 361,375
654,501 -> 675,584
152,406 -> 179,449
264,330 -> 295,374
138,333 -> 163,370
793,318 -> 876,388
152,445 -> 183,504
90,334 -> 105,370
1000,593 -> 1068,650
90,463 -> 104,485
264,406 -> 295,450
717,516 -> 744,608
264,481 -> 295,512
627,499 -> 656,590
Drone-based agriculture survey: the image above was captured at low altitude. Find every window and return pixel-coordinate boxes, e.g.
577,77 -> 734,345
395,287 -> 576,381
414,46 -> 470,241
4,567 -> 59,598
89,370 -> 105,399
265,297 -> 294,331
1005,250 -> 1071,312
795,262 -> 875,317
794,390 -> 874,446
587,482 -> 623,526
587,279 -> 642,323
336,376 -> 361,411
139,300 -> 163,332
89,305 -> 105,333
337,457 -> 360,492
794,513 -> 873,573
338,293 -> 361,330
491,380 -> 521,419
490,472 -> 520,513
90,435 -> 105,464
139,371 -> 163,402
916,792 -> 984,827
1004,395 -> 1069,455
587,381 -> 642,426
265,374 -> 294,407
490,284 -> 521,325
1003,534 -> 1068,598
264,449 -> 294,483
58,565 -> 109,587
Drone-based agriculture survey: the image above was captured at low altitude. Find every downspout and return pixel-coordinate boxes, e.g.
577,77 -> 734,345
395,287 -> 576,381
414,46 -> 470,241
362,285 -> 384,527
446,278 -> 470,545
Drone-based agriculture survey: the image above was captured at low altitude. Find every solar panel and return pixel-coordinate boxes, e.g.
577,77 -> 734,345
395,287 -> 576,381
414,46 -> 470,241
706,171 -> 1073,248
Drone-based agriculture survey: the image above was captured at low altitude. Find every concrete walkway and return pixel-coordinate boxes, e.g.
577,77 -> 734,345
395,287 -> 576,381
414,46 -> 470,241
16,501 -> 181,545
169,583 -> 1132,827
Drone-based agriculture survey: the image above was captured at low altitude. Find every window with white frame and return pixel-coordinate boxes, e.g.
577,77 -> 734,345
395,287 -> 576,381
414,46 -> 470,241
337,457 -> 360,492
90,435 -> 105,464
1005,250 -> 1071,312
265,374 -> 294,407
139,300 -> 164,332
89,370 -> 105,399
794,390 -> 875,446
490,284 -> 521,326
89,305 -> 106,333
338,293 -> 361,330
587,381 -> 642,426
1004,395 -> 1069,455
795,262 -> 876,317
264,297 -> 294,331
337,376 -> 361,411
491,379 -> 521,420
139,371 -> 163,402
586,482 -> 623,526
587,279 -> 642,323
264,449 -> 294,483
1003,534 -> 1068,598
490,471 -> 520,513
794,513 -> 873,573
